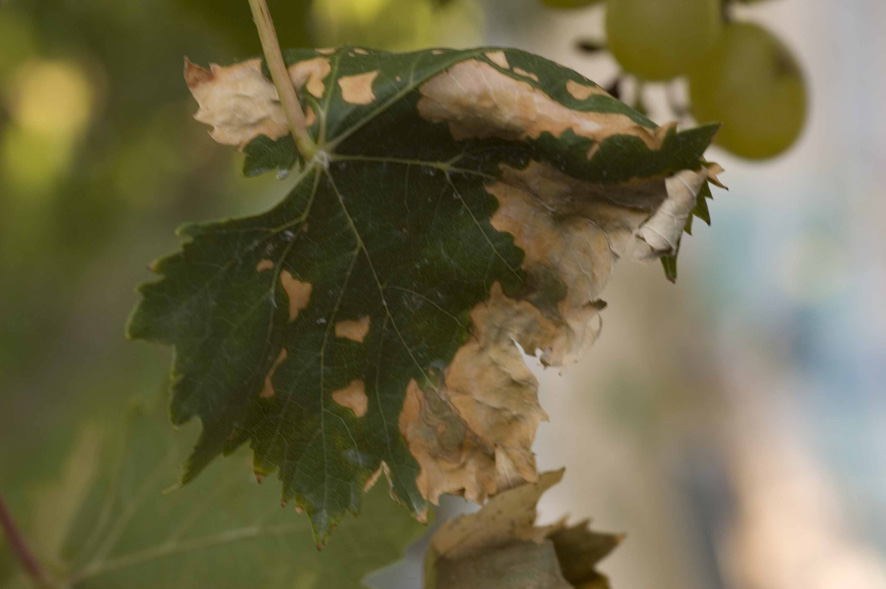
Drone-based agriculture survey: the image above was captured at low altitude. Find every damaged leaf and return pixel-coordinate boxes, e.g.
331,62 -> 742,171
424,470 -> 621,589
128,46 -> 722,544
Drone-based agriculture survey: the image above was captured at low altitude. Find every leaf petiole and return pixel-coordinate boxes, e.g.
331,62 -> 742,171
246,0 -> 318,161
0,490 -> 53,587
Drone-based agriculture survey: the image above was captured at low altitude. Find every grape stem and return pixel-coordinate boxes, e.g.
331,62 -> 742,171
633,79 -> 648,116
665,82 -> 691,122
247,0 -> 318,161
721,0 -> 733,23
575,39 -> 606,54
604,76 -> 622,100
0,490 -> 52,587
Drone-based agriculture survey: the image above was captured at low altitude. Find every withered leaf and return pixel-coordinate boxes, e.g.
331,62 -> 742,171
425,470 -> 621,589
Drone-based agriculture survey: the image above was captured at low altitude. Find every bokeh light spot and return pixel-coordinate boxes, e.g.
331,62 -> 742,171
8,59 -> 95,137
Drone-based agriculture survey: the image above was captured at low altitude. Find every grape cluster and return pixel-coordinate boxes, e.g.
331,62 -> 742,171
540,0 -> 807,160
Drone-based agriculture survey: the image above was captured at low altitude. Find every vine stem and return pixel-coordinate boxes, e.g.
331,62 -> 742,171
247,0 -> 318,160
0,490 -> 51,586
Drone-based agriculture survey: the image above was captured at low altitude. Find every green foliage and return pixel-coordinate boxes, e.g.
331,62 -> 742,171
539,0 -> 603,9
128,45 -> 720,546
178,0 -> 314,55
311,0 -> 481,51
1,400 -> 424,588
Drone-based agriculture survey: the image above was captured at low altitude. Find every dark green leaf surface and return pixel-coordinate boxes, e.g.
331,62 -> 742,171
128,46 -> 720,544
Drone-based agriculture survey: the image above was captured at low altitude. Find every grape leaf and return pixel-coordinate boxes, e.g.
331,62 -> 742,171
0,399 -> 424,588
127,46 -> 722,544
425,470 -> 620,588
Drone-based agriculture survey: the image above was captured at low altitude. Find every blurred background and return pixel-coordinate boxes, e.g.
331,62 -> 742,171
1,0 -> 884,587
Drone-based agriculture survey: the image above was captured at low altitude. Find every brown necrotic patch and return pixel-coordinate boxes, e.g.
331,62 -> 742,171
418,59 -> 666,150
331,380 -> 369,418
398,283 -> 572,505
338,71 -> 379,105
363,461 -> 419,520
513,67 -> 539,82
487,162 -> 665,362
485,51 -> 510,69
256,259 -> 274,272
334,315 -> 371,343
291,57 -> 331,99
260,349 -> 288,399
397,156 -> 719,506
399,378 -> 504,504
279,271 -> 312,322
185,58 -> 290,149
565,79 -> 608,101
363,461 -> 387,492
184,55 -> 331,150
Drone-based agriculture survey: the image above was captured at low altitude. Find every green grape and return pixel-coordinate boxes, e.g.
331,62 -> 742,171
605,0 -> 722,80
540,0 -> 602,8
689,22 -> 807,159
